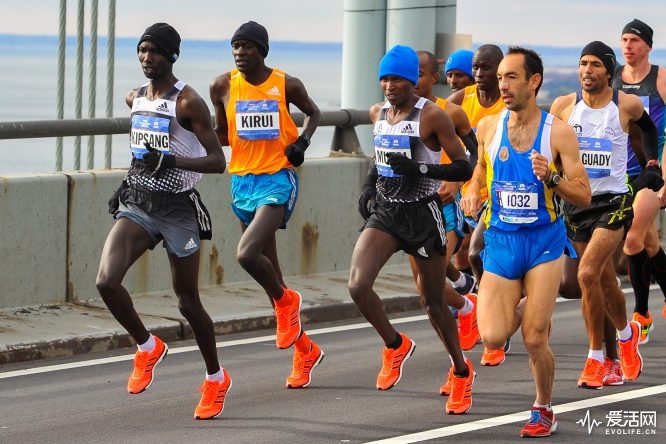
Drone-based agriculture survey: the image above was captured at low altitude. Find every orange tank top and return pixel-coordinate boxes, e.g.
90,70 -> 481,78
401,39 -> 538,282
227,68 -> 298,175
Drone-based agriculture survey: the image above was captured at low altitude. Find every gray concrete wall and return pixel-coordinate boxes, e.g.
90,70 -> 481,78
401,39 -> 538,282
0,174 -> 68,307
2,156 -> 404,309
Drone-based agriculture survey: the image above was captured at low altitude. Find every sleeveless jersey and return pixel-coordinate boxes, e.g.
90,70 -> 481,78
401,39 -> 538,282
484,109 -> 560,230
460,84 -> 506,129
227,68 -> 298,175
612,65 -> 666,174
127,80 -> 205,193
373,97 -> 441,203
568,90 -> 629,196
460,84 -> 504,202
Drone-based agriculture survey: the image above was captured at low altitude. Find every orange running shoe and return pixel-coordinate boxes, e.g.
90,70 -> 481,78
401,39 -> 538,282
480,347 -> 505,366
632,311 -> 654,345
458,293 -> 480,350
577,358 -> 604,389
445,357 -> 474,415
286,340 -> 324,388
194,368 -> 232,420
603,357 -> 624,386
662,301 -> 666,318
618,320 -> 643,381
127,336 -> 168,394
520,406 -> 558,438
274,289 -> 302,349
439,366 -> 454,396
376,333 -> 415,390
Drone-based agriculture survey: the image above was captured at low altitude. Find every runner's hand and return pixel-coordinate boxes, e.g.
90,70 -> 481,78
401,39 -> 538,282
387,153 -> 420,176
285,135 -> 309,167
142,142 -> 176,174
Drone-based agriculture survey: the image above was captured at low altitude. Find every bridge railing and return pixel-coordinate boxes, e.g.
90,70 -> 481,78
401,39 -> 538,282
0,109 -> 373,169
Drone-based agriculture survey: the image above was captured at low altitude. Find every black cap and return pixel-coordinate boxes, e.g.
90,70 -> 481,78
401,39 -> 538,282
581,41 -> 617,78
622,19 -> 653,48
231,21 -> 269,58
137,22 -> 181,63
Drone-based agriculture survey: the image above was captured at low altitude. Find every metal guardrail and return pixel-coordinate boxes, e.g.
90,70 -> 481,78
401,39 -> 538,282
0,109 -> 372,157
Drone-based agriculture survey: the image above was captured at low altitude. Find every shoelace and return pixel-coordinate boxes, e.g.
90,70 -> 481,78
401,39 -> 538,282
528,409 -> 541,425
132,351 -> 150,375
198,381 -> 220,405
449,373 -> 467,400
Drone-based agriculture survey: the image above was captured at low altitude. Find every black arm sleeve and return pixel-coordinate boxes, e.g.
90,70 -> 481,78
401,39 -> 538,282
423,159 -> 473,181
460,131 -> 478,169
634,110 -> 659,162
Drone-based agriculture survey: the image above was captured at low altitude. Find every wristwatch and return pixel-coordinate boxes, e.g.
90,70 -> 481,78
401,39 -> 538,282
547,172 -> 561,188
419,163 -> 429,176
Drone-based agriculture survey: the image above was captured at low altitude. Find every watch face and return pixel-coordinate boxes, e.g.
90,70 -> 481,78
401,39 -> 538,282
419,163 -> 428,174
553,174 -> 560,184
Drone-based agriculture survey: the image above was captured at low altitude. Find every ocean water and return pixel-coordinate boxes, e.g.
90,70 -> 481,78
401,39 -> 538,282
2,36 -> 666,174
0,36 -> 342,174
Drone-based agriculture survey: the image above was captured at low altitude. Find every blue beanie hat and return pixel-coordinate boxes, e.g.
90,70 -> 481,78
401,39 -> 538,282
444,49 -> 474,79
378,45 -> 419,85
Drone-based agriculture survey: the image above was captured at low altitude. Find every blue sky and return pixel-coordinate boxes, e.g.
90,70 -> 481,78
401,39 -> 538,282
2,1 -> 666,49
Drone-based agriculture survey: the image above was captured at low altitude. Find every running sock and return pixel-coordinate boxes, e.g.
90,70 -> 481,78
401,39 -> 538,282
587,349 -> 604,363
649,247 -> 666,294
458,296 -> 474,316
274,287 -> 293,308
533,402 -> 552,410
206,369 -> 224,382
617,323 -> 632,342
137,334 -> 156,352
451,273 -> 466,289
387,332 -> 402,349
294,330 -> 311,354
627,249 -> 651,315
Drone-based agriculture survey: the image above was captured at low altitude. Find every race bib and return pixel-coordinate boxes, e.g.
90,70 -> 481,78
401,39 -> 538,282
130,115 -> 170,159
579,137 -> 612,179
374,134 -> 411,178
236,100 -> 280,140
495,181 -> 538,224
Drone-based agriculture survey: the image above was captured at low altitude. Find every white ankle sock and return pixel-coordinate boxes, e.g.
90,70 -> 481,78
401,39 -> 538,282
137,334 -> 155,352
587,349 -> 604,363
458,296 -> 474,316
206,369 -> 224,382
617,323 -> 632,341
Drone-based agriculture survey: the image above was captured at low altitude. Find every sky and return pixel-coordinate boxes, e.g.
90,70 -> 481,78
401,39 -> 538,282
1,0 -> 666,49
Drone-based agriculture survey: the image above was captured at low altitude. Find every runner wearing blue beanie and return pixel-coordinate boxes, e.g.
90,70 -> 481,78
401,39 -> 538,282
378,44 -> 419,85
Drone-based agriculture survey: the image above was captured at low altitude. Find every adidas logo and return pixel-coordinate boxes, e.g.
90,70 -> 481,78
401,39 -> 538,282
266,197 -> 278,202
417,246 -> 428,258
156,101 -> 169,113
184,238 -> 198,250
266,86 -> 281,96
400,123 -> 414,134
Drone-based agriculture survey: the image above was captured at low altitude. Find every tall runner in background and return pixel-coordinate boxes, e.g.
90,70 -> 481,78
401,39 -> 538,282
415,50 -> 480,395
612,19 -> 666,342
448,44 -> 508,366
209,21 -> 324,390
96,23 -> 230,420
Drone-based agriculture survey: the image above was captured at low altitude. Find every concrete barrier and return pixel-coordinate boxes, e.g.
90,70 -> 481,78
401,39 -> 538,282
0,174 -> 68,308
2,155 -> 410,309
